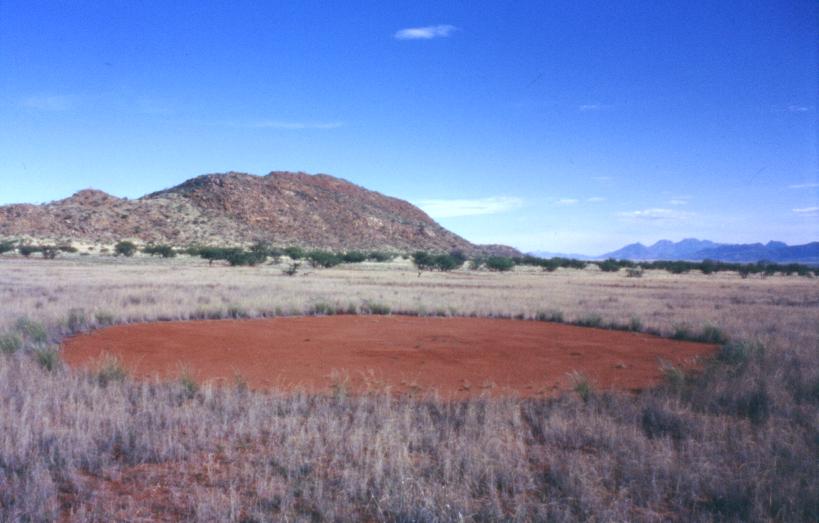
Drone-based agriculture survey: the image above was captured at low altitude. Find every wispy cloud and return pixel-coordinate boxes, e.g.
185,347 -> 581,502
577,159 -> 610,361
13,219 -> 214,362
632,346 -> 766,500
417,196 -> 523,218
234,120 -> 343,130
22,95 -> 74,111
668,198 -> 688,206
394,24 -> 457,40
788,182 -> 819,189
587,197 -> 606,203
555,198 -> 579,206
787,105 -> 813,113
618,208 -> 693,221
793,206 -> 819,215
579,104 -> 612,112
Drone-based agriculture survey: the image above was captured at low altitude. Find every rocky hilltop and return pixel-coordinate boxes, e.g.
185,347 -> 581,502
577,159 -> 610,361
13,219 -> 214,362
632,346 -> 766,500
0,171 -> 518,254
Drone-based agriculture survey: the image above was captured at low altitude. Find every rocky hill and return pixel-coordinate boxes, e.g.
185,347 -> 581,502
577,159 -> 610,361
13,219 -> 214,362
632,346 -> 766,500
0,171 -> 516,254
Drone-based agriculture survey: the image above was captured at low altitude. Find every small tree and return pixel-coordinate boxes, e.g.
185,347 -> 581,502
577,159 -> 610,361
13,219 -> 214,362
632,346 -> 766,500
284,246 -> 305,260
19,245 -> 40,257
485,256 -> 515,272
307,250 -> 343,268
40,246 -> 59,259
114,241 -> 137,257
0,241 -> 15,255
143,244 -> 176,258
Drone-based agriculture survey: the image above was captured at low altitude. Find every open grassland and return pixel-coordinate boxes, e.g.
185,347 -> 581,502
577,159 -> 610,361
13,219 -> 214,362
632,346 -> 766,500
1,255 -> 818,521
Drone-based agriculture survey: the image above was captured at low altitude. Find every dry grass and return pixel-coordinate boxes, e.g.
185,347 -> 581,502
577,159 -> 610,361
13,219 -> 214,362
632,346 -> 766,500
0,254 -> 817,521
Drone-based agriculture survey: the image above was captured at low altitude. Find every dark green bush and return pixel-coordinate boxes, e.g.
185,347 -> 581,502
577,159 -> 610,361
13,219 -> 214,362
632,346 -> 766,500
0,241 -> 15,254
284,246 -> 305,260
307,250 -> 343,268
485,256 -> 515,272
341,251 -> 367,263
597,258 -> 620,272
367,251 -> 395,262
40,246 -> 59,259
225,250 -> 266,267
412,252 -> 466,272
114,241 -> 137,257
18,245 -> 40,257
143,244 -> 176,258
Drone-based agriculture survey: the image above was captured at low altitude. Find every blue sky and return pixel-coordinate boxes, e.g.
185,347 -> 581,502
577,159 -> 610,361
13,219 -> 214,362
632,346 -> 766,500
0,0 -> 816,254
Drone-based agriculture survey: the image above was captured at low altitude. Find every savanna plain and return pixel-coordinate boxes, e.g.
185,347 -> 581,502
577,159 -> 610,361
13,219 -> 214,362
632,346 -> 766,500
1,254 -> 817,521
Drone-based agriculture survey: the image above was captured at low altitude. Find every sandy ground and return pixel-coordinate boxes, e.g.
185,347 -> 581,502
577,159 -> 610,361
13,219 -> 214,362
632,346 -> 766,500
62,316 -> 715,398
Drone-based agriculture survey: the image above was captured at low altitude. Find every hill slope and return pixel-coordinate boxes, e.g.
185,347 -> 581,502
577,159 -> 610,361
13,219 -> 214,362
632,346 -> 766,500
0,171 -> 511,253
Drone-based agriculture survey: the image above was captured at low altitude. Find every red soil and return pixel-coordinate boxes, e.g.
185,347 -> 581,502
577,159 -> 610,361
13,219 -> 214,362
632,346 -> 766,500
62,316 -> 715,398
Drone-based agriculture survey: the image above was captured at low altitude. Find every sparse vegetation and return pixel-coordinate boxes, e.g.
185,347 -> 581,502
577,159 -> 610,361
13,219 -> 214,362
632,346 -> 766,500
142,244 -> 176,258
114,240 -> 137,257
0,256 -> 816,521
484,255 -> 515,272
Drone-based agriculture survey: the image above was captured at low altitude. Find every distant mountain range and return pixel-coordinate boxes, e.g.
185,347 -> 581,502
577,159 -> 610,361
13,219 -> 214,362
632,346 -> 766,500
531,239 -> 819,264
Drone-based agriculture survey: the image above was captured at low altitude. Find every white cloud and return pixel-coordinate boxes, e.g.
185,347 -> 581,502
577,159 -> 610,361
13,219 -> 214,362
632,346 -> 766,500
243,120 -> 343,130
618,208 -> 693,221
22,95 -> 73,111
417,196 -> 523,218
394,25 -> 457,40
788,105 -> 813,113
587,197 -> 606,203
579,104 -> 612,112
555,198 -> 579,206
668,198 -> 688,205
793,206 -> 819,215
788,182 -> 819,189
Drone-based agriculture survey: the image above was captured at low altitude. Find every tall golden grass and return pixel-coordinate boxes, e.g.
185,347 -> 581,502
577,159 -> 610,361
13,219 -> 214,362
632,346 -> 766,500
0,255 -> 817,521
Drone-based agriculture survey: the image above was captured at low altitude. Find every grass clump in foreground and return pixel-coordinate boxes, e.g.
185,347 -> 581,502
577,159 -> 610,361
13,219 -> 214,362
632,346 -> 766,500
1,325 -> 815,522
0,261 -> 816,521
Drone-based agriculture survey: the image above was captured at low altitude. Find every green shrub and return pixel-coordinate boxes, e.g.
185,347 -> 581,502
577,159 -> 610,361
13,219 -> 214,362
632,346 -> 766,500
629,316 -> 643,332
284,246 -> 305,260
576,314 -> 603,328
569,371 -> 592,402
672,323 -> 693,341
412,251 -> 465,272
0,333 -> 22,354
362,302 -> 391,315
114,241 -> 137,257
94,311 -> 116,326
18,245 -> 40,257
35,347 -> 60,372
485,256 -> 515,272
0,241 -> 15,254
66,308 -> 87,333
536,309 -> 564,323
307,250 -> 343,268
179,369 -> 199,399
717,341 -> 763,366
225,250 -> 266,267
58,244 -> 78,253
15,317 -> 47,343
40,246 -> 59,259
597,258 -> 621,272
341,251 -> 367,263
95,354 -> 127,387
143,244 -> 176,258
626,267 -> 644,278
700,324 -> 728,344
